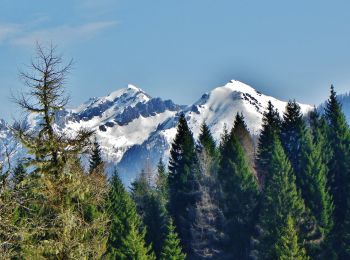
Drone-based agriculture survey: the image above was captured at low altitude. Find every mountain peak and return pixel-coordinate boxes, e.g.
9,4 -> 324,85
127,84 -> 142,91
224,80 -> 259,95
105,84 -> 148,102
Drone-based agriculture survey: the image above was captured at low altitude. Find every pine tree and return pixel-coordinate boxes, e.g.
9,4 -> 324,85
275,215 -> 309,260
255,135 -> 307,259
155,159 -> 168,204
233,112 -> 256,172
299,130 -> 333,238
324,85 -> 350,258
218,127 -> 259,259
256,101 -> 281,186
308,108 -> 332,168
280,100 -> 306,177
117,222 -> 156,260
131,168 -> 153,217
89,137 -> 103,173
168,113 -> 200,253
105,171 -> 155,259
281,102 -> 333,245
142,193 -> 168,258
160,219 -> 186,260
198,122 -> 217,157
12,162 -> 26,187
131,169 -> 168,258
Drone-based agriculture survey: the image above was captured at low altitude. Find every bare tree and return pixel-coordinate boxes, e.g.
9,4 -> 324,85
189,149 -> 231,259
13,43 -> 93,175
4,43 -> 109,258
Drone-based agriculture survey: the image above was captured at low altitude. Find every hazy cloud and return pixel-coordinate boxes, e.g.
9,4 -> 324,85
0,23 -> 21,42
11,21 -> 118,46
0,20 -> 118,47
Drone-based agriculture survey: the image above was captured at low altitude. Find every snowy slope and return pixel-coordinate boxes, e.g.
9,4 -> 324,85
186,80 -> 311,140
117,80 -> 312,183
0,80 -> 314,184
63,85 -> 183,164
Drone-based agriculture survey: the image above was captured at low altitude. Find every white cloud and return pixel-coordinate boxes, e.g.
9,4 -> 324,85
12,21 -> 118,46
0,20 -> 118,47
0,23 -> 21,43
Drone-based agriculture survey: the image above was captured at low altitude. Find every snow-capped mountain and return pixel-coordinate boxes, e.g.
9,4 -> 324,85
0,80 -> 314,184
61,85 -> 183,166
117,80 -> 312,183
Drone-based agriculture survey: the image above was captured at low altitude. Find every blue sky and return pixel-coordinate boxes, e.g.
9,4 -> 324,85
1,0 -> 350,121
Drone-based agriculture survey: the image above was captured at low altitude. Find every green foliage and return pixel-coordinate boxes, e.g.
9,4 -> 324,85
198,122 -> 217,157
281,102 -> 333,250
218,126 -> 259,258
116,223 -> 156,260
8,44 -> 108,259
280,100 -> 306,174
299,130 -> 333,237
275,215 -> 309,260
324,85 -> 350,258
155,159 -> 169,204
18,159 -> 109,259
5,45 -> 350,258
168,113 -> 200,253
233,113 -> 256,171
160,219 -> 186,260
105,171 -> 154,259
256,101 -> 281,185
131,168 -> 168,258
89,137 -> 103,173
13,162 -> 26,187
255,135 -> 307,259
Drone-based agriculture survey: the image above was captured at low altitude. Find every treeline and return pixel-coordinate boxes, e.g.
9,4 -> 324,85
1,45 -> 350,259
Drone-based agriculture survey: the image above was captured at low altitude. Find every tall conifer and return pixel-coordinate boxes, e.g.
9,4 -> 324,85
160,219 -> 186,260
324,85 -> 350,258
218,127 -> 259,258
256,101 -> 281,185
89,138 -> 103,173
275,216 -> 309,260
198,122 -> 217,157
255,135 -> 307,259
105,171 -> 154,259
280,100 -> 305,176
168,113 -> 200,254
233,113 -> 256,171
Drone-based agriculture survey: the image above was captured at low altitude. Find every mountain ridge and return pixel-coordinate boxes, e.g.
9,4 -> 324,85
0,80 -> 341,184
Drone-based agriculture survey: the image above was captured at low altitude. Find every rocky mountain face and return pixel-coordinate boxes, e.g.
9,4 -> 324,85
0,80 -> 329,184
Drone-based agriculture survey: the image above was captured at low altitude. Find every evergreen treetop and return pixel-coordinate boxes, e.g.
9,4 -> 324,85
160,219 -> 186,260
198,121 -> 217,157
233,112 -> 256,171
324,85 -> 350,258
280,100 -> 306,175
256,134 -> 307,259
219,127 -> 259,258
275,215 -> 309,260
105,171 -> 154,259
89,137 -> 103,173
168,113 -> 200,254
256,101 -> 281,186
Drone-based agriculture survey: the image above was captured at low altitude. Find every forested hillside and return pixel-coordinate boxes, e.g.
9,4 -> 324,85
1,45 -> 350,259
